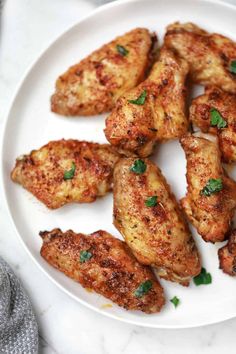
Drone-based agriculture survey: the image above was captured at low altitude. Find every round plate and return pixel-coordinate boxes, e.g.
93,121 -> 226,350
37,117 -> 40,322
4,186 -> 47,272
2,0 -> 236,328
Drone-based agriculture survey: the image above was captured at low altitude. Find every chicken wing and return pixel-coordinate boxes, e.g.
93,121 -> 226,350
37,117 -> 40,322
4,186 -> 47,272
113,157 -> 201,286
40,228 -> 165,313
218,230 -> 236,276
104,47 -> 189,157
180,134 -> 236,243
51,28 -> 155,116
190,86 -> 236,163
164,22 -> 236,93
11,140 -> 120,209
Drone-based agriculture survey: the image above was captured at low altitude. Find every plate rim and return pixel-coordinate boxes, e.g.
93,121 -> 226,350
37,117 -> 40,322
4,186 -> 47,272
2,0 -> 236,329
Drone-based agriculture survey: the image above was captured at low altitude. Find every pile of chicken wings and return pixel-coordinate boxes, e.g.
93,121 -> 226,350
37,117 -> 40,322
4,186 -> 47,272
11,23 -> 236,314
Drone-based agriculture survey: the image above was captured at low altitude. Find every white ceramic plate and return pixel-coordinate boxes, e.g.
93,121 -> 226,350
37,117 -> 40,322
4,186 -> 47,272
2,0 -> 236,328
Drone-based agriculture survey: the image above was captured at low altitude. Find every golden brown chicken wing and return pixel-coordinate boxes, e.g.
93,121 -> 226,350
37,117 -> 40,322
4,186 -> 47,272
113,157 -> 201,286
51,28 -> 155,116
11,140 -> 120,209
218,230 -> 236,276
40,228 -> 165,313
104,47 -> 189,157
164,22 -> 236,93
180,134 -> 236,243
190,86 -> 236,163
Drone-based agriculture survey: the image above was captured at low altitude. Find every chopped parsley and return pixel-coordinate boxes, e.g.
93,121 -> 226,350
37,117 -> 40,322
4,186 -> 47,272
80,250 -> 92,263
134,280 -> 152,298
229,60 -> 236,74
145,196 -> 158,207
63,162 -> 76,180
170,296 -> 180,308
193,268 -> 212,286
130,159 -> 147,174
210,108 -> 227,129
116,44 -> 129,56
128,90 -> 147,105
200,178 -> 223,196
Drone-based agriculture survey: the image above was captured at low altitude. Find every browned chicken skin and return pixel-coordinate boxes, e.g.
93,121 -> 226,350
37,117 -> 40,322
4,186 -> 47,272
40,229 -> 165,313
51,28 -> 155,116
190,86 -> 236,163
104,47 -> 189,157
218,230 -> 236,276
180,134 -> 236,243
113,158 -> 201,286
11,140 -> 120,209
165,22 -> 236,93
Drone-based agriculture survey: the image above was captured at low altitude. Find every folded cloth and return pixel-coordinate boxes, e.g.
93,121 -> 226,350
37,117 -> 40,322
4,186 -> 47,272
0,257 -> 38,353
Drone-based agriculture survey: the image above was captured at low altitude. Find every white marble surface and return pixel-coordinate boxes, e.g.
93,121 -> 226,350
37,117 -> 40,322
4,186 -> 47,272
1,0 -> 236,353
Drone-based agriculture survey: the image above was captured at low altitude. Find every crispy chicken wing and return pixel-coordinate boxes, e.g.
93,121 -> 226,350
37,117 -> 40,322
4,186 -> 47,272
164,22 -> 236,93
218,230 -> 236,276
40,228 -> 165,313
113,157 -> 201,286
104,47 -> 189,157
190,86 -> 236,163
11,140 -> 120,209
51,28 -> 155,116
180,134 -> 236,243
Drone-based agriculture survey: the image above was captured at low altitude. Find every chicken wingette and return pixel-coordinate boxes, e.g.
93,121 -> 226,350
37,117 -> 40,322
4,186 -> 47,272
190,86 -> 236,163
104,47 -> 189,157
218,230 -> 236,276
51,28 -> 155,116
113,157 -> 201,286
40,228 -> 165,313
11,140 -> 120,209
164,22 -> 236,93
180,134 -> 236,243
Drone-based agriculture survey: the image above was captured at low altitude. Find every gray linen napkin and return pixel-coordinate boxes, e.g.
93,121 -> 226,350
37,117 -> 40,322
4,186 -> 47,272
0,257 -> 38,354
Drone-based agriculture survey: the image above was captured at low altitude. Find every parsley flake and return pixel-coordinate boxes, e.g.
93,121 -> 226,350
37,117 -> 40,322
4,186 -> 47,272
130,159 -> 147,174
134,280 -> 152,298
80,250 -> 92,263
128,90 -> 147,105
63,162 -> 76,180
193,268 -> 212,286
200,178 -> 223,196
170,296 -> 180,308
145,196 -> 158,207
229,60 -> 236,74
210,108 -> 227,129
116,44 -> 129,56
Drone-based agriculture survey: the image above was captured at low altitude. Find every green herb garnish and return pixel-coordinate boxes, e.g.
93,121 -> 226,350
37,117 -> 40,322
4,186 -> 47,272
116,44 -> 129,56
229,60 -> 236,74
63,162 -> 76,180
210,108 -> 227,129
80,250 -> 92,263
170,296 -> 180,308
128,90 -> 147,105
134,280 -> 152,298
200,178 -> 223,196
193,268 -> 212,286
145,196 -> 158,207
130,159 -> 147,174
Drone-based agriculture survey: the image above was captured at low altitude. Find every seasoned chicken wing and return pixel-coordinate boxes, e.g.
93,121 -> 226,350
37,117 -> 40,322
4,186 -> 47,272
51,28 -> 155,116
180,134 -> 236,243
164,22 -> 236,93
104,47 -> 189,157
190,86 -> 236,163
11,140 -> 120,209
40,228 -> 165,313
218,230 -> 236,276
113,158 -> 201,286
